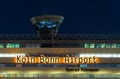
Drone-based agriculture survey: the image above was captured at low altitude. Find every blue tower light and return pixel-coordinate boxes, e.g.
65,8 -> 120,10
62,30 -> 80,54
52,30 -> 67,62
37,21 -> 58,29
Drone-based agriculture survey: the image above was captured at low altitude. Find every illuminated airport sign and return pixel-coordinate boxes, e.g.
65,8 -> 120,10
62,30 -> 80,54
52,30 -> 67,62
14,54 -> 99,64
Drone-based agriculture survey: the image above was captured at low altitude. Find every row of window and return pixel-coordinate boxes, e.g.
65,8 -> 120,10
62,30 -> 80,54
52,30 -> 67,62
84,43 -> 120,48
1,74 -> 120,78
0,44 -> 41,48
0,43 -> 20,48
0,43 -> 120,48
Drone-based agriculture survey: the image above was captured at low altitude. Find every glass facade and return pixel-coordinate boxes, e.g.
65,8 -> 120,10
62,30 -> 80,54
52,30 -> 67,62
0,43 -> 20,48
0,43 -> 41,48
0,44 -> 4,48
0,73 -> 120,78
0,43 -> 120,48
84,43 -> 120,48
25,44 -> 40,48
6,43 -> 20,48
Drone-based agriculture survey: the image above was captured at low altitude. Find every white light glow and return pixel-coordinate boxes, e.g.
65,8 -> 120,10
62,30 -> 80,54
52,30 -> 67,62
0,53 -> 26,58
79,53 -> 120,58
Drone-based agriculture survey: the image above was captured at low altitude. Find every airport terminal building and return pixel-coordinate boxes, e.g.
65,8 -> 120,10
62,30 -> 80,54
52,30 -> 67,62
0,15 -> 120,79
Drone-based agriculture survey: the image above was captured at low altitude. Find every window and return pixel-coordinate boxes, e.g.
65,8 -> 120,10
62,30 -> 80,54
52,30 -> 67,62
38,21 -> 57,29
84,43 -> 119,48
25,44 -> 41,48
14,44 -> 20,48
90,43 -> 95,48
80,64 -> 87,68
84,43 -> 89,48
101,43 -> 106,48
0,44 -> 4,48
116,44 -> 120,48
111,44 -> 116,48
106,44 -> 111,48
6,43 -> 20,48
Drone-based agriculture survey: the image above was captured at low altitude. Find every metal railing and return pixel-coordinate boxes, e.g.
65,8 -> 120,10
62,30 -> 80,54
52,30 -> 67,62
0,34 -> 120,40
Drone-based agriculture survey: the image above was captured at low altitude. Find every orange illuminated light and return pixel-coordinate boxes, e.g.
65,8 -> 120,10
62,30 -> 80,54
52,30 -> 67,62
14,55 -> 100,64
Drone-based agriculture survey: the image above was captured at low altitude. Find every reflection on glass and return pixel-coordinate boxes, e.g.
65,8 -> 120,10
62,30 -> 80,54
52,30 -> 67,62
111,44 -> 116,48
84,43 -> 89,48
101,43 -> 105,48
6,43 -> 20,48
84,43 -> 120,48
90,43 -> 95,48
106,44 -> 111,48
0,44 -> 4,48
37,21 -> 57,29
116,44 -> 120,48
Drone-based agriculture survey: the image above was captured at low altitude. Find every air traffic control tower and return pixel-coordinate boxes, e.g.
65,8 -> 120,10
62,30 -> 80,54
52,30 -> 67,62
31,15 -> 64,40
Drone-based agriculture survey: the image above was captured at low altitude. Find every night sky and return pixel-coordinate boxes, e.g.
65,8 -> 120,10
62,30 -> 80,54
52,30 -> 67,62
0,0 -> 120,34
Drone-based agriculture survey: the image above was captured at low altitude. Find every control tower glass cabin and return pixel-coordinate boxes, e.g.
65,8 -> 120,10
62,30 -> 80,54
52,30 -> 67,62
31,15 -> 64,40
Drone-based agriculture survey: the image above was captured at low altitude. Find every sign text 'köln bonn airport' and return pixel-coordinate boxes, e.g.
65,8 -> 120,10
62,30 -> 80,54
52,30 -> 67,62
14,54 -> 100,64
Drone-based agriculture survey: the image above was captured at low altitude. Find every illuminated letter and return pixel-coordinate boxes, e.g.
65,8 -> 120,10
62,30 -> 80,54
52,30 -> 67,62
79,57 -> 83,63
17,55 -> 21,63
22,57 -> 26,63
65,55 -> 69,63
84,57 -> 88,63
88,57 -> 92,63
45,57 -> 49,63
70,57 -> 74,63
40,55 -> 44,63
93,56 -> 97,63
55,57 -> 59,63
31,57 -> 35,63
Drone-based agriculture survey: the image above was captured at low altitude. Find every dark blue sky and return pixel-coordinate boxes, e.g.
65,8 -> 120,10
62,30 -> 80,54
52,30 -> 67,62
0,0 -> 120,34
